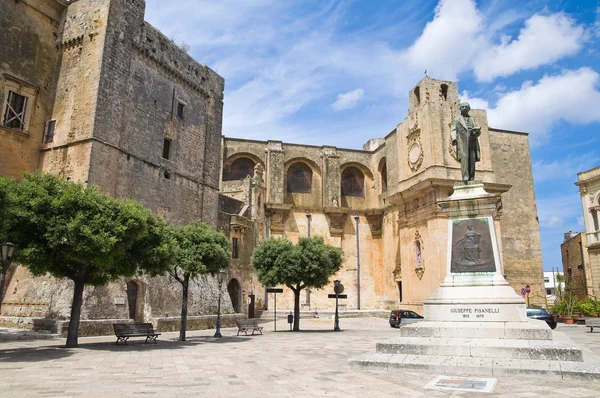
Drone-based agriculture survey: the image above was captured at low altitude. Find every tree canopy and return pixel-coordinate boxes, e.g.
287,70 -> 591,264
168,221 -> 230,341
251,236 -> 343,330
5,173 -> 174,346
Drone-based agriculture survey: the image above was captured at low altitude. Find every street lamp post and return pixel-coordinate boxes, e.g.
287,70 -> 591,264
333,280 -> 344,332
306,213 -> 311,237
214,270 -> 226,338
354,216 -> 361,310
1,242 -> 18,315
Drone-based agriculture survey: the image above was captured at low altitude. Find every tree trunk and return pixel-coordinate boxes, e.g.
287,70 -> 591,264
66,278 -> 85,348
293,284 -> 302,331
179,273 -> 190,341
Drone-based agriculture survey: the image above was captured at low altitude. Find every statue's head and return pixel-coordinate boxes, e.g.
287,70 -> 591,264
459,102 -> 471,116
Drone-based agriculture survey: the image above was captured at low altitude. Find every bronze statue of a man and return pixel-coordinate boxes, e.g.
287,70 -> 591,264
451,102 -> 481,183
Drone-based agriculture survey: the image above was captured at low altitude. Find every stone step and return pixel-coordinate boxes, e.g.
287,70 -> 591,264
399,320 -> 553,340
348,352 -> 600,380
376,336 -> 583,361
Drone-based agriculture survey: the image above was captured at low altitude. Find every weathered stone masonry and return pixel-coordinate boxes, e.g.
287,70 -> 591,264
1,0 -> 231,326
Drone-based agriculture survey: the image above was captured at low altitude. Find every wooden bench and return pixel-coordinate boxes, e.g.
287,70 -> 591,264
113,323 -> 161,344
236,319 -> 263,336
585,318 -> 600,332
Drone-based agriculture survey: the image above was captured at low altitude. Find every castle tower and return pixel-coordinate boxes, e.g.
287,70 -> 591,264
39,0 -> 224,227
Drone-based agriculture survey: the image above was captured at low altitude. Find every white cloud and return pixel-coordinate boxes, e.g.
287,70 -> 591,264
533,153 -> 600,183
331,89 -> 365,111
459,90 -> 490,110
487,68 -> 600,140
474,13 -> 584,82
404,0 -> 483,81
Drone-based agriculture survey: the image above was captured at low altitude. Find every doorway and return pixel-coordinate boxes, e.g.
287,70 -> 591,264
126,281 -> 138,320
227,278 -> 242,313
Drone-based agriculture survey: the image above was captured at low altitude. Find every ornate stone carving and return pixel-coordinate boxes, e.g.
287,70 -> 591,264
265,203 -> 292,235
365,209 -> 384,238
414,230 -> 424,279
253,163 -> 264,184
393,263 -> 402,280
407,125 -> 423,172
415,267 -> 425,280
324,207 -> 348,236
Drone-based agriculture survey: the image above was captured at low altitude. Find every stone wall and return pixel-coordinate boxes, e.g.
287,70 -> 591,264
2,0 -> 230,324
489,129 -> 545,298
219,76 -> 545,313
561,233 -> 588,299
0,0 -> 66,179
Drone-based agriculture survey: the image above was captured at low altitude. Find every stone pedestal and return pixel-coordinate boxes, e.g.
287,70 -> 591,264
424,181 -> 527,323
349,182 -> 600,379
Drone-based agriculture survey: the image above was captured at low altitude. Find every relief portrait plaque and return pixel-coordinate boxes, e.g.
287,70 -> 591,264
450,218 -> 496,273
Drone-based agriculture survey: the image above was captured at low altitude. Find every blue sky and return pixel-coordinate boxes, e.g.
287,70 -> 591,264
144,0 -> 600,271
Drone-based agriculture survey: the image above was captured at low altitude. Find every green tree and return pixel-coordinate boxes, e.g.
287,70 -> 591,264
0,177 -> 17,242
7,173 -> 173,347
168,221 -> 230,341
251,236 -> 343,331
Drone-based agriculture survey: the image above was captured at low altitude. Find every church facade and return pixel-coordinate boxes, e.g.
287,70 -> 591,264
221,77 -> 545,313
0,1 -> 544,328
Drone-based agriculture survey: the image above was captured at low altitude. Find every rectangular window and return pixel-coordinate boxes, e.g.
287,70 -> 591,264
162,138 -> 171,160
232,237 -> 239,259
176,101 -> 185,118
544,277 -> 549,283
3,91 -> 28,130
44,120 -> 56,143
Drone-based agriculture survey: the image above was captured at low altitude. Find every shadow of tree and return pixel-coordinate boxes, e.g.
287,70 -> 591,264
0,345 -> 74,363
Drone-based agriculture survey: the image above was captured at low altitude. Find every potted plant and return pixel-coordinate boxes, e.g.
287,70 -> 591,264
563,283 -> 578,324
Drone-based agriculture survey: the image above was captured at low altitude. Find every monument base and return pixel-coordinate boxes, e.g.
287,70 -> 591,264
349,181 -> 600,379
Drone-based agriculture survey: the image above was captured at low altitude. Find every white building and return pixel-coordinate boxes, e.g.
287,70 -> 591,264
544,271 -> 564,304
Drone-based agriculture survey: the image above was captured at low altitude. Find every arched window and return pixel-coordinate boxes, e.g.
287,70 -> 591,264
414,86 -> 420,105
287,163 -> 312,193
341,167 -> 364,197
441,84 -> 448,100
379,159 -> 387,193
229,158 -> 255,180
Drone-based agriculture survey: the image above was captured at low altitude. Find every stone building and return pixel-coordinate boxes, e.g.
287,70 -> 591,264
560,232 -> 590,299
1,1 -> 545,326
564,165 -> 600,299
220,77 -> 545,313
1,0 -> 233,326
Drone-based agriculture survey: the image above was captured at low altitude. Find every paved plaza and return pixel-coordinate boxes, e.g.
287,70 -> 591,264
1,317 -> 599,397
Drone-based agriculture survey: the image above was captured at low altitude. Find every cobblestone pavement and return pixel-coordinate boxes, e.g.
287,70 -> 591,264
1,318 -> 599,397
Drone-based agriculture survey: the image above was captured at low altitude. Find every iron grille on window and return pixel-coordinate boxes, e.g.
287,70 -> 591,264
342,167 -> 364,197
3,91 -> 28,130
229,158 -> 255,180
287,163 -> 312,193
177,102 -> 185,118
232,237 -> 239,259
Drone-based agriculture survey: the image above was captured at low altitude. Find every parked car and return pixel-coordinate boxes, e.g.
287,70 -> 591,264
526,308 -> 557,329
389,309 -> 424,327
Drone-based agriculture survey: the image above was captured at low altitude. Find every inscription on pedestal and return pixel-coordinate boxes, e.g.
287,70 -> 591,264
450,307 -> 500,320
450,218 -> 496,273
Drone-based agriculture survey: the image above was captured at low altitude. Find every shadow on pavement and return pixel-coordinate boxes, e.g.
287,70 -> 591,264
0,345 -> 74,363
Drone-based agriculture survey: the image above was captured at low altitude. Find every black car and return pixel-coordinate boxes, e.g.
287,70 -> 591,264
526,308 -> 557,329
389,309 -> 424,327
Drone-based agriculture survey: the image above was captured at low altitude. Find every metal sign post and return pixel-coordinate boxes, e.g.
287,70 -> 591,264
266,287 -> 283,331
